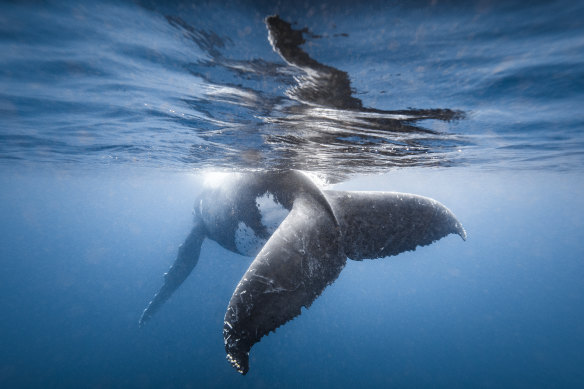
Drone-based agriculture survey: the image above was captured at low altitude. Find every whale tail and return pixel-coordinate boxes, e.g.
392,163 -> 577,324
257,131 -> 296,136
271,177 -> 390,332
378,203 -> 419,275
139,219 -> 206,327
324,190 -> 466,261
223,190 -> 465,374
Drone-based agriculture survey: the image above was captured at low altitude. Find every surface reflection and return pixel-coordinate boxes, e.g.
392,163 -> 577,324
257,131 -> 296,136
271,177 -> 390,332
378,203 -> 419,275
168,14 -> 466,181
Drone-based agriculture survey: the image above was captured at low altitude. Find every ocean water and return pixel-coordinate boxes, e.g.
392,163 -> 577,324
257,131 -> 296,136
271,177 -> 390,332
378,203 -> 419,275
1,0 -> 583,387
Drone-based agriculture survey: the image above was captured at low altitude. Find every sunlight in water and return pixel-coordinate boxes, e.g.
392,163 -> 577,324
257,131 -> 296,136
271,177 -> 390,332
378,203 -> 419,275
202,171 -> 236,188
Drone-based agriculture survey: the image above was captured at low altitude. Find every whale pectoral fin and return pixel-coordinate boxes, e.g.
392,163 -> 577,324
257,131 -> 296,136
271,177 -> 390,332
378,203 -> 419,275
223,196 -> 345,375
139,220 -> 205,327
325,190 -> 466,261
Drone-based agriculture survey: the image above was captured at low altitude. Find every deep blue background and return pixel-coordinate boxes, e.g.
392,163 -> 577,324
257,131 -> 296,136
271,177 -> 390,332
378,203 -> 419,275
1,168 -> 583,387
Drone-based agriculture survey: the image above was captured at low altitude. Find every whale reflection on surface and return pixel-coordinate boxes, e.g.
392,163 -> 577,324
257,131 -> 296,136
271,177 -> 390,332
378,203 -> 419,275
167,14 -> 466,181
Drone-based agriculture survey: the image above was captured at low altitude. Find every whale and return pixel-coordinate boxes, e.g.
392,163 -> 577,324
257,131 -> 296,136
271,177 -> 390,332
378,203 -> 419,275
139,170 -> 466,374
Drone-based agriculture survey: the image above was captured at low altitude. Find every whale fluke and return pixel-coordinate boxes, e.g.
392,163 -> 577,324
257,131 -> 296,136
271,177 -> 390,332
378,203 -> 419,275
223,188 -> 465,374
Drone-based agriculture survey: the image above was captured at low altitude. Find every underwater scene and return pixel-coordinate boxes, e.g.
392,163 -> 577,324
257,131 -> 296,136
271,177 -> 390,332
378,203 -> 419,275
1,0 -> 583,387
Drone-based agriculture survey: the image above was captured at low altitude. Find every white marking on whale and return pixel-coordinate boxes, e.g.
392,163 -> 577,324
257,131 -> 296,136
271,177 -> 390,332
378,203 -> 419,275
234,222 -> 265,257
255,193 -> 289,234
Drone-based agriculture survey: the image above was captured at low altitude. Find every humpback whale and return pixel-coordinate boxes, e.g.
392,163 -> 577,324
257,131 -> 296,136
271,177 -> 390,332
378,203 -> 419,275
140,171 -> 466,375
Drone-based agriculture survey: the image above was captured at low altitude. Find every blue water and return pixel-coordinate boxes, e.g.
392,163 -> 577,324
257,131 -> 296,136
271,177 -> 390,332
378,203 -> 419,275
1,0 -> 584,387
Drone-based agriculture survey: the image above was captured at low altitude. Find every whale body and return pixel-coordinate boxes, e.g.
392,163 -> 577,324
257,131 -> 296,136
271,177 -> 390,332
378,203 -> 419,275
139,171 -> 466,374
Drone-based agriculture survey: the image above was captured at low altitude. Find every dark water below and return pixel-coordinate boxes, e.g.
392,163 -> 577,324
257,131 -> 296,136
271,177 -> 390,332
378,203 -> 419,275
1,0 -> 583,387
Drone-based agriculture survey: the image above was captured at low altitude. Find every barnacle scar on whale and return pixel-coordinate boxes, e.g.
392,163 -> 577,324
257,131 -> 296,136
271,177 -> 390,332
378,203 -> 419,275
139,170 -> 466,375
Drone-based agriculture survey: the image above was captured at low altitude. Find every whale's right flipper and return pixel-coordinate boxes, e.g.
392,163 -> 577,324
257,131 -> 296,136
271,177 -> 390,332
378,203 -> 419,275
139,219 -> 206,327
325,190 -> 466,261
